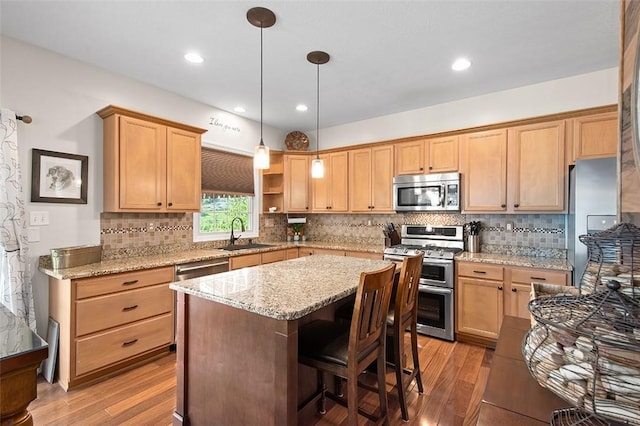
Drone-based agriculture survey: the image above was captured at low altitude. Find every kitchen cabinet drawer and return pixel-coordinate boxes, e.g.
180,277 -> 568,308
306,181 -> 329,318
75,313 -> 173,376
313,248 -> 346,256
75,267 -> 174,299
345,250 -> 382,260
76,284 -> 173,337
229,253 -> 262,270
261,250 -> 286,264
457,262 -> 504,281
285,248 -> 299,259
510,268 -> 568,286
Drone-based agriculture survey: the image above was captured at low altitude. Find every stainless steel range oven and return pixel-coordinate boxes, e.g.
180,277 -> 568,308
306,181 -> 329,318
383,224 -> 463,341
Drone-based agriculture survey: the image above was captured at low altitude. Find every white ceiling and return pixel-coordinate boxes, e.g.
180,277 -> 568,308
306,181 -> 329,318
0,1 -> 620,133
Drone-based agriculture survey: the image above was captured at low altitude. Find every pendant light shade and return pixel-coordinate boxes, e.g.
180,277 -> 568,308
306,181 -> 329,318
247,7 -> 276,170
308,51 -> 330,179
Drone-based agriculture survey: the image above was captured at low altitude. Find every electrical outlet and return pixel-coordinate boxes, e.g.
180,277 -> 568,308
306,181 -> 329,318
505,221 -> 514,232
29,211 -> 49,226
147,222 -> 155,231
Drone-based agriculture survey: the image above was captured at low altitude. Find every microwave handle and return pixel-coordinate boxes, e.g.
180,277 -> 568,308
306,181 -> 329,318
440,184 -> 446,206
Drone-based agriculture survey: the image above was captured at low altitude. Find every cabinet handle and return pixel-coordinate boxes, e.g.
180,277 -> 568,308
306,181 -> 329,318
531,277 -> 546,281
429,166 -> 433,170
501,204 -> 506,208
514,203 -> 520,208
122,304 -> 139,312
306,207 -> 309,210
122,339 -> 138,347
511,288 -> 517,292
122,280 -> 139,286
473,270 -> 487,274
157,202 -> 162,206
498,286 -> 503,290
419,167 -> 424,171
168,202 -> 173,207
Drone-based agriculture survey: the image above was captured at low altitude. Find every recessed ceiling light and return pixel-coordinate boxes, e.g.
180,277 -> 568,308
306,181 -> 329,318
452,57 -> 471,71
184,52 -> 204,64
296,104 -> 308,112
234,106 -> 246,113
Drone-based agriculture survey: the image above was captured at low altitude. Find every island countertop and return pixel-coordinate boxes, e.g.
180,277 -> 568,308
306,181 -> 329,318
169,254 -> 393,321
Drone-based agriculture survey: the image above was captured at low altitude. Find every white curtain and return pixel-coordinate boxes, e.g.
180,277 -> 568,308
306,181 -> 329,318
0,109 -> 34,330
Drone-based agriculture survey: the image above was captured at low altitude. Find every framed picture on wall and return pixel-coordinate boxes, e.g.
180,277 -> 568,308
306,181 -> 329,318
31,149 -> 88,204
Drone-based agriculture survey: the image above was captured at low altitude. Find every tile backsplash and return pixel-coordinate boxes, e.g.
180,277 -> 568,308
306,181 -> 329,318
101,212 -> 567,259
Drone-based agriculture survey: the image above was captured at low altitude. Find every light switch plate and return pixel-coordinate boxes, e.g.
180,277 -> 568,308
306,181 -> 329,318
29,211 -> 50,226
505,221 -> 514,232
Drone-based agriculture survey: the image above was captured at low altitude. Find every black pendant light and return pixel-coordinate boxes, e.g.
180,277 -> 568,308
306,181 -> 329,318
247,7 -> 276,169
307,51 -> 330,178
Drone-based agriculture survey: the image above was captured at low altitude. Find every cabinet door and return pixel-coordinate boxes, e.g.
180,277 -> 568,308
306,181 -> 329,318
508,121 -> 565,212
506,282 -> 533,320
349,148 -> 373,212
457,276 -> 503,340
461,129 -> 507,212
370,145 -> 394,212
395,139 -> 425,175
328,152 -> 349,212
311,153 -> 330,212
573,112 -> 618,160
284,155 -> 310,212
428,135 -> 459,173
167,127 -> 202,211
119,116 -> 167,210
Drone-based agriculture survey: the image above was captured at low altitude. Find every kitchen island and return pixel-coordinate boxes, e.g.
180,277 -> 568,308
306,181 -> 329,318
169,254 -> 393,426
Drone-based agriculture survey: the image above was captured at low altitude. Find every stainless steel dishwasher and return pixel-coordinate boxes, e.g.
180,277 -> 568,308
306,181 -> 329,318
174,258 -> 230,281
172,258 -> 229,347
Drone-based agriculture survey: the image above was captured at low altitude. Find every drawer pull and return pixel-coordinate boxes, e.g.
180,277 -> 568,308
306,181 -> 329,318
122,280 -> 139,286
122,304 -> 139,312
122,339 -> 138,347
473,270 -> 487,274
498,286 -> 503,290
512,288 -> 517,292
531,277 -> 546,281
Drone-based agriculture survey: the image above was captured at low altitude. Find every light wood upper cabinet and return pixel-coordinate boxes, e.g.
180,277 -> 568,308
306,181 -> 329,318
98,105 -> 205,213
461,121 -> 566,213
349,145 -> 394,213
262,151 -> 285,213
395,136 -> 459,175
428,135 -> 459,173
507,120 -> 566,212
395,139 -> 425,175
571,111 -> 618,162
461,129 -> 508,212
311,152 -> 348,212
284,154 -> 310,212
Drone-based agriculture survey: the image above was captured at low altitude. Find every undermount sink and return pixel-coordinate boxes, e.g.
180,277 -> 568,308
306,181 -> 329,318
219,243 -> 274,251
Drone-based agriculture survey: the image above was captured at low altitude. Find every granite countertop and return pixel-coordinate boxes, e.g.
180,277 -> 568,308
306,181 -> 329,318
0,304 -> 47,361
455,252 -> 573,271
170,254 -> 393,321
38,241 -> 385,280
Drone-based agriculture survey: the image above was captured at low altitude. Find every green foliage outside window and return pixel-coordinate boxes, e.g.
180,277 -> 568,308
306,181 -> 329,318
200,194 -> 252,233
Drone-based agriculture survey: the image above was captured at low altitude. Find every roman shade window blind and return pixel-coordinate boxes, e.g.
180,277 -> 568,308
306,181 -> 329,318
201,147 -> 255,196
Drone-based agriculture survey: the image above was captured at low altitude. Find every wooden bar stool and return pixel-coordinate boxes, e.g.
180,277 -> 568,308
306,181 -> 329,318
387,252 -> 424,421
298,263 -> 396,426
334,253 -> 425,422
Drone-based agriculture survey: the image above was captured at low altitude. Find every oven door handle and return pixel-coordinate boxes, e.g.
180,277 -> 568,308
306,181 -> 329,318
383,254 -> 407,262
419,285 -> 453,295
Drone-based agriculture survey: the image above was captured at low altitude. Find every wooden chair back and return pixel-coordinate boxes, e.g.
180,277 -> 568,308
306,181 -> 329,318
348,263 -> 396,368
394,252 -> 424,328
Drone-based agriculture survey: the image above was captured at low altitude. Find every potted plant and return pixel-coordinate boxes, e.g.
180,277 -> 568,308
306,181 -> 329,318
292,223 -> 303,241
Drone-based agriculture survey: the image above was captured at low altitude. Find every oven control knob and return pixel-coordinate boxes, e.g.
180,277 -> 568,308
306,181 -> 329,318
426,250 -> 432,256
438,250 -> 444,257
403,248 -> 409,254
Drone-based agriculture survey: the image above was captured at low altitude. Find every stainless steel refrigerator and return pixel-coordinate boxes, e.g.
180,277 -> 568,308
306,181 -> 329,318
567,157 -> 618,287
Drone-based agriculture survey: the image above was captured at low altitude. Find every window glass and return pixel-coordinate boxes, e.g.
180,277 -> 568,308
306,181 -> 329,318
194,193 -> 259,242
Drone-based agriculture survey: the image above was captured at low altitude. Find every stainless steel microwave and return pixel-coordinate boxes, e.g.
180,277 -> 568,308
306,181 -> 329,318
392,173 -> 460,212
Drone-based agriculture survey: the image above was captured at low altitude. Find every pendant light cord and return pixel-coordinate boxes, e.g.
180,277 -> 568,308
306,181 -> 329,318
260,25 -> 264,144
316,62 -> 320,159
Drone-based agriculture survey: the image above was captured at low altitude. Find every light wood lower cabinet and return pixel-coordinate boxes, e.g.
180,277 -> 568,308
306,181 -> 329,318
228,248 -> 298,270
297,248 -> 380,259
48,266 -> 175,390
456,261 -> 570,346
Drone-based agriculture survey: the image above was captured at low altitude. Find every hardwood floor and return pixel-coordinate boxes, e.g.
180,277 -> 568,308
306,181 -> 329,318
30,335 -> 492,425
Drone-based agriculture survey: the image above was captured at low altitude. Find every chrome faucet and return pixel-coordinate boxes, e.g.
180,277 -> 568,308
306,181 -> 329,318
229,217 -> 245,245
